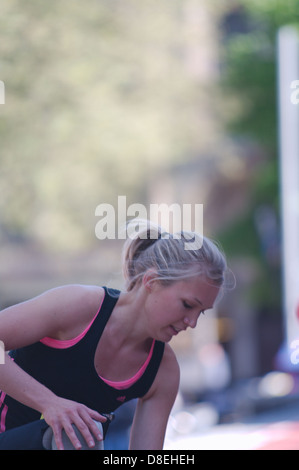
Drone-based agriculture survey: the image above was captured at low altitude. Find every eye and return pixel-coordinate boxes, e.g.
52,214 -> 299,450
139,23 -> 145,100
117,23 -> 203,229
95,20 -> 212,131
183,301 -> 193,309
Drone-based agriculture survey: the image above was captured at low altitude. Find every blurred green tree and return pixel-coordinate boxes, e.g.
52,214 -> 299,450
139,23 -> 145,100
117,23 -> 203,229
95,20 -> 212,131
218,0 -> 299,308
0,0 -> 217,252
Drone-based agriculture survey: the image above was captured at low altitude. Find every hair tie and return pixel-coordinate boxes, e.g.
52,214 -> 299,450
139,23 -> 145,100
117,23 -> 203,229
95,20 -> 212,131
159,231 -> 173,239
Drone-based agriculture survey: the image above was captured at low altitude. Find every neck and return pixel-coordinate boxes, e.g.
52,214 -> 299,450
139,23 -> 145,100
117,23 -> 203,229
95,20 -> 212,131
107,285 -> 151,350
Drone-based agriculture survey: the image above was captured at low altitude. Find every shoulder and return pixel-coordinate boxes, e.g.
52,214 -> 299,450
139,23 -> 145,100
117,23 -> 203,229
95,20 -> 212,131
47,284 -> 105,337
130,346 -> 180,449
34,284 -> 105,323
160,343 -> 180,376
0,284 -> 105,349
159,344 -> 180,390
143,344 -> 180,402
24,283 -> 106,341
53,284 -> 105,310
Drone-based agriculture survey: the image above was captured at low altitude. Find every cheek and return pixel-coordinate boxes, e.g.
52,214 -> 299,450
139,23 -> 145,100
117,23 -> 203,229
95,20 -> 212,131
147,296 -> 170,325
156,294 -> 173,312
145,294 -> 163,322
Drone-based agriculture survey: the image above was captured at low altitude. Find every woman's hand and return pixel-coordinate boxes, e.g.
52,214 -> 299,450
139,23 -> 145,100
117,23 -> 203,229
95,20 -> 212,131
42,397 -> 107,450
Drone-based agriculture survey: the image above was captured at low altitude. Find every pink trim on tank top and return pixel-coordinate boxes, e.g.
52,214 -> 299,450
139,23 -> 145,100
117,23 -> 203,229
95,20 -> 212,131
0,403 -> 8,433
0,357 -> 14,433
98,340 -> 156,390
0,389 -> 7,432
0,391 -> 6,407
40,290 -> 106,349
39,290 -> 156,391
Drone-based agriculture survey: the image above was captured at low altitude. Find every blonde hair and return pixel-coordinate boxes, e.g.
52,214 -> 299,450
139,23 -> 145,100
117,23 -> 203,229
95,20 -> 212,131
121,219 -> 232,295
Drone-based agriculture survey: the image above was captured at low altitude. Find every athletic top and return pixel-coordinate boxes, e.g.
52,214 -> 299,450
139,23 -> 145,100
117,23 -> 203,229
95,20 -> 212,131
0,287 -> 165,433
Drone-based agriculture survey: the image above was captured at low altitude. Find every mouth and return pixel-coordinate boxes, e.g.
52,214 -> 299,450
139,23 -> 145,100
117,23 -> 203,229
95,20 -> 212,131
171,325 -> 182,335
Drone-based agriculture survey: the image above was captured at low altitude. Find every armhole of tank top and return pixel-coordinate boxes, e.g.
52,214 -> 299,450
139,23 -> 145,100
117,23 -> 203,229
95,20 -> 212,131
40,289 -> 106,349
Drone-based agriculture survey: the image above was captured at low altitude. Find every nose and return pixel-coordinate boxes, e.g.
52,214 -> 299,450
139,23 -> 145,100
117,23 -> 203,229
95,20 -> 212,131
183,315 -> 198,329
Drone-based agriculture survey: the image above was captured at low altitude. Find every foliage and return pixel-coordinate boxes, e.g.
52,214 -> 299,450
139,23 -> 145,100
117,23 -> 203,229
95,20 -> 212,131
218,0 -> 299,307
0,0 -> 216,252
221,0 -> 299,149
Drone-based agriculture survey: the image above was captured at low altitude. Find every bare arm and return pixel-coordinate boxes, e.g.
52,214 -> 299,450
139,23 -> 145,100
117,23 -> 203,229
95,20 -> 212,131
0,285 -> 107,450
129,345 -> 180,450
0,284 -> 104,350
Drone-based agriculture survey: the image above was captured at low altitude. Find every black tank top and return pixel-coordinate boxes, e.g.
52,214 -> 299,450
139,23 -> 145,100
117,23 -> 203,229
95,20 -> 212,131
2,287 -> 165,431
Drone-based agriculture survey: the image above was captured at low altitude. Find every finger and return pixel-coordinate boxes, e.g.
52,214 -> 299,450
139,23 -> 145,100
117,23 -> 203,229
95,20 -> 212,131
87,408 -> 108,423
77,410 -> 104,442
73,416 -> 101,448
51,424 -> 65,451
63,421 -> 85,450
87,417 -> 104,442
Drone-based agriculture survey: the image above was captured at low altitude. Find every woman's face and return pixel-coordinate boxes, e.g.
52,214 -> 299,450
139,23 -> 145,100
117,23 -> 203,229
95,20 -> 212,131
143,275 -> 220,343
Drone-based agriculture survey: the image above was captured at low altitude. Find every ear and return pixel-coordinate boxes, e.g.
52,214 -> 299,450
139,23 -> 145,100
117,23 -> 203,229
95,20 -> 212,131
142,269 -> 158,292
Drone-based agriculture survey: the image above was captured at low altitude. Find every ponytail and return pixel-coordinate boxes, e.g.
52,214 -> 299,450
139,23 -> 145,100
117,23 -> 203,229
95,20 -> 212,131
122,221 -> 162,290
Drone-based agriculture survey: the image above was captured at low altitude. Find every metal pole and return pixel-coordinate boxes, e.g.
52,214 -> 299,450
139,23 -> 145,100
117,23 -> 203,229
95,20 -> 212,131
277,26 -> 299,364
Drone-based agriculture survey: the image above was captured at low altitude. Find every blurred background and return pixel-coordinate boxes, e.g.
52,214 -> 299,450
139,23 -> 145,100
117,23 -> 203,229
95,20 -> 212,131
1,0 -> 299,450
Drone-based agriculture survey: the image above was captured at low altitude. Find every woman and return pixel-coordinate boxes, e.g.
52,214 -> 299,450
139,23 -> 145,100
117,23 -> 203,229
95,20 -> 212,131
0,221 -> 230,450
